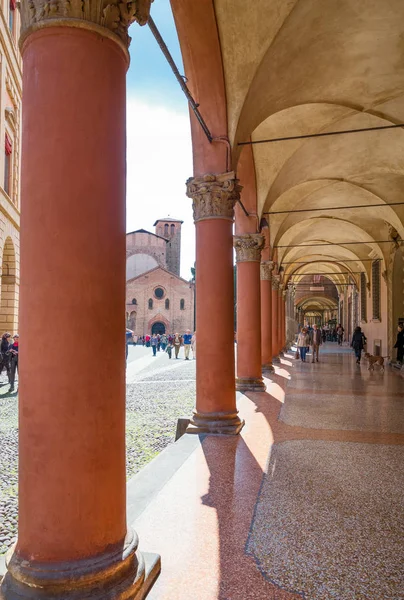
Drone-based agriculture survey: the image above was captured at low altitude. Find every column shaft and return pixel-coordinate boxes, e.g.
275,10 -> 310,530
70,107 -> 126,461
186,173 -> 244,434
260,261 -> 274,372
272,277 -> 280,363
1,23 -> 159,600
234,234 -> 265,391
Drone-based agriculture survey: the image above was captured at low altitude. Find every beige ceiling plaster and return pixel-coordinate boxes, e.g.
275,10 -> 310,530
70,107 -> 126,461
213,0 -> 298,145
268,181 -> 404,245
232,0 -> 404,146
297,296 -> 338,309
264,113 -> 404,210
251,103 -> 356,212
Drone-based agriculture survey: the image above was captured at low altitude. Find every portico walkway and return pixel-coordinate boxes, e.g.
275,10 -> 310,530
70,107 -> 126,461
133,344 -> 404,600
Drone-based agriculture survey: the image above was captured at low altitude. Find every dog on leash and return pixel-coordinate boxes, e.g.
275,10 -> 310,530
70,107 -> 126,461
364,353 -> 389,372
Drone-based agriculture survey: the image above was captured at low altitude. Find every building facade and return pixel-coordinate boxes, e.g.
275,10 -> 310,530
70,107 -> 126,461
126,218 -> 194,336
0,0 -> 21,334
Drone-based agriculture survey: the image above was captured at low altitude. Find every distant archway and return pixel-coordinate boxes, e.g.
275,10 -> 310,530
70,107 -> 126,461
0,237 -> 17,334
151,322 -> 166,335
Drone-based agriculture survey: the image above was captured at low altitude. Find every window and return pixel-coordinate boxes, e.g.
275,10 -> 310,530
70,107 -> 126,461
131,298 -> 137,305
164,224 -> 169,236
171,224 -> 175,235
372,261 -> 381,321
165,298 -> 170,310
4,133 -> 12,196
148,298 -> 153,310
154,287 -> 164,299
180,299 -> 185,310
360,273 -> 367,322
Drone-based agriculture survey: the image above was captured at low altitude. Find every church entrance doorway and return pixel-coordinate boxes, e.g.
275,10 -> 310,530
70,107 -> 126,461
152,322 -> 166,335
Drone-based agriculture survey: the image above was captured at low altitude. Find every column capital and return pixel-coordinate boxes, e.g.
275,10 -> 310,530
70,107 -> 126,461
186,171 -> 242,223
20,0 -> 153,53
272,274 -> 280,290
233,233 -> 264,263
260,260 -> 274,280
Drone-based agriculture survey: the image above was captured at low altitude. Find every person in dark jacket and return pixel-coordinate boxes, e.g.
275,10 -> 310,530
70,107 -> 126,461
0,332 -> 11,383
351,326 -> 367,364
394,324 -> 404,364
9,334 -> 18,392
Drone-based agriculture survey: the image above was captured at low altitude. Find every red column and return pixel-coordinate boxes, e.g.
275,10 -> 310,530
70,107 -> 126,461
234,234 -> 266,391
272,275 -> 280,363
260,261 -> 275,372
186,173 -> 244,434
279,288 -> 285,355
1,20 -> 159,600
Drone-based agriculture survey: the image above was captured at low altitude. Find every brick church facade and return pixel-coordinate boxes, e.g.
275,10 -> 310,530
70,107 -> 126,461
126,218 -> 195,336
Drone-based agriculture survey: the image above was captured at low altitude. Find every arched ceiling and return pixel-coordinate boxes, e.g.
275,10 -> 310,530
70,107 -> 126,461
211,0 -> 404,280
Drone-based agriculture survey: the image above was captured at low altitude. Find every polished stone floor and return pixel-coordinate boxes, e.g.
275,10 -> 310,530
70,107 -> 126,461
133,344 -> 404,600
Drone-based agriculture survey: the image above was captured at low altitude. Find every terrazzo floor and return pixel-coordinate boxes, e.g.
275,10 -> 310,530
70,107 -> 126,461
132,343 -> 404,600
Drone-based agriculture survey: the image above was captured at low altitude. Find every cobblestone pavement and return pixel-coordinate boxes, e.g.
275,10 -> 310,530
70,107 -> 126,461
0,347 -> 196,556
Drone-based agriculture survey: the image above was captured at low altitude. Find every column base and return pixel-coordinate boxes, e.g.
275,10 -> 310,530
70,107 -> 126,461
272,355 -> 281,363
186,411 -> 245,435
262,363 -> 275,373
0,530 -> 160,600
235,377 -> 267,392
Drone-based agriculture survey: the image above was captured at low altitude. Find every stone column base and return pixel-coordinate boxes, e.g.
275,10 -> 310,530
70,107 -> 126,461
235,377 -> 267,392
272,355 -> 281,363
0,530 -> 160,600
262,363 -> 275,373
186,411 -> 245,435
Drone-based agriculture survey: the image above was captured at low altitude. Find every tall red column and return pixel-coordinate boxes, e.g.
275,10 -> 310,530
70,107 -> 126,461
279,287 -> 285,355
234,234 -> 266,391
1,10 -> 159,600
186,173 -> 244,434
260,261 -> 275,372
272,274 -> 280,363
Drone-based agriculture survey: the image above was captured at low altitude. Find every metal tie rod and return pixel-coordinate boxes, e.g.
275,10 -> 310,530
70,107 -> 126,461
239,123 -> 404,146
264,201 -> 404,216
274,239 -> 400,248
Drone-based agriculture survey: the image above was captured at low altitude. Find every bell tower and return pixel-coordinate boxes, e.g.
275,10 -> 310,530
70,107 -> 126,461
154,217 -> 183,276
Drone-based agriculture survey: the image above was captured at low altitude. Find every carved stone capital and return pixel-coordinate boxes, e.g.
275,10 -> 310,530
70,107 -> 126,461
272,274 -> 280,291
186,171 -> 242,223
234,234 -> 264,263
260,260 -> 274,281
20,0 -> 153,52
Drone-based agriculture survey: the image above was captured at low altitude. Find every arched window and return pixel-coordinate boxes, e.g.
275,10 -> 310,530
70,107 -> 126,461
148,298 -> 153,310
180,299 -> 185,310
164,224 -> 169,236
132,298 -> 137,305
165,298 -> 170,310
171,224 -> 175,235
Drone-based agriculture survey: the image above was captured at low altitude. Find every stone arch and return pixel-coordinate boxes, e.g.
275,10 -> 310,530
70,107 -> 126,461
0,236 -> 18,334
127,310 -> 136,332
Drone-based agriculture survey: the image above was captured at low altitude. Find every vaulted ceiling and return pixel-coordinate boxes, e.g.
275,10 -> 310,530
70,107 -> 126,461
211,0 -> 404,288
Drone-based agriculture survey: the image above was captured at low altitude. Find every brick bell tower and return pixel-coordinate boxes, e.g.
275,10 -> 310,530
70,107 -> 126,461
154,217 -> 183,276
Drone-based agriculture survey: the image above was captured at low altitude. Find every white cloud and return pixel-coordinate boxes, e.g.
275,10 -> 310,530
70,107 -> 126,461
126,98 -> 194,280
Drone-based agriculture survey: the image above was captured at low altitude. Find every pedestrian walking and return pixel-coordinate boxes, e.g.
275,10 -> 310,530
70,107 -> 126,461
9,334 -> 18,392
160,334 -> 167,351
166,341 -> 173,359
336,324 -> 344,345
351,326 -> 367,364
393,324 -> 404,364
0,332 -> 11,383
191,331 -> 196,359
151,334 -> 158,356
125,328 -> 133,362
173,333 -> 182,359
183,329 -> 192,360
297,328 -> 310,362
310,323 -> 322,363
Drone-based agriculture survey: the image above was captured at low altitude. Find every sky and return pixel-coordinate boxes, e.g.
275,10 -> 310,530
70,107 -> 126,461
126,1 -> 194,280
